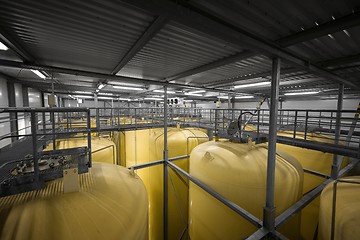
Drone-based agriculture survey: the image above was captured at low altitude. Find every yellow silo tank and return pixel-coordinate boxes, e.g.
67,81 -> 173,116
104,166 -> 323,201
44,137 -> 116,165
318,176 -> 360,240
0,162 -> 148,240
276,131 -> 348,240
124,128 -> 208,240
112,131 -> 126,166
189,140 -> 303,239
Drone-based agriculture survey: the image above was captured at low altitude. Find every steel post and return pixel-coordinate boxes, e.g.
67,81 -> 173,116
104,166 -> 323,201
163,86 -> 169,240
87,110 -> 92,167
50,111 -> 56,151
331,84 -> 344,179
30,111 -> 39,182
263,57 -> 281,232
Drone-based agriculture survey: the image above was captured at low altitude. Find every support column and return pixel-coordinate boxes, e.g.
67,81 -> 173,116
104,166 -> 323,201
94,93 -> 98,108
263,57 -> 281,232
228,93 -> 232,109
7,81 -> 18,142
163,85 -> 169,240
331,84 -> 344,179
22,86 -> 29,107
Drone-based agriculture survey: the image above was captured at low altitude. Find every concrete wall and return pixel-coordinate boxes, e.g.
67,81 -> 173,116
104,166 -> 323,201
28,88 -> 42,107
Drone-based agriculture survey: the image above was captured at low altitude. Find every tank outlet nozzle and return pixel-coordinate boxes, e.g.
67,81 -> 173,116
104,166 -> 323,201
129,167 -> 136,178
247,137 -> 255,149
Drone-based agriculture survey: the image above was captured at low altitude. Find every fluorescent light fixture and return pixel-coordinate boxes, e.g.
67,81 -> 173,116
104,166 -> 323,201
98,83 -> 105,90
68,94 -> 75,99
234,82 -> 270,89
0,42 -> 8,51
284,91 -> 320,96
235,95 -> 254,99
153,89 -> 176,94
189,90 -> 206,94
144,97 -> 163,101
98,92 -> 113,96
184,93 -> 202,97
217,96 -> 229,99
113,85 -> 143,91
73,95 -> 93,99
31,70 -> 46,79
111,82 -> 143,87
98,96 -> 114,100
74,91 -> 92,94
118,98 -> 131,101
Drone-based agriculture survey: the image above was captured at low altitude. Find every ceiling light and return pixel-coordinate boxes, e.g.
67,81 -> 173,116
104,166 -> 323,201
144,97 -> 163,101
0,42 -> 8,51
98,96 -> 114,100
188,90 -> 206,94
234,82 -> 270,89
95,89 -> 99,93
98,92 -> 113,96
284,91 -> 320,96
73,95 -> 93,99
235,95 -> 254,99
74,91 -> 92,94
184,93 -> 202,96
110,82 -> 143,87
68,94 -> 75,99
118,98 -> 131,101
217,96 -> 229,99
98,83 -> 105,90
31,70 -> 46,79
113,86 -> 143,91
153,89 -> 176,94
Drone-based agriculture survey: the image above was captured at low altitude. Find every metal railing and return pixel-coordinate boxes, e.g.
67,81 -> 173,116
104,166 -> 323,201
0,107 -> 92,196
0,106 -> 359,239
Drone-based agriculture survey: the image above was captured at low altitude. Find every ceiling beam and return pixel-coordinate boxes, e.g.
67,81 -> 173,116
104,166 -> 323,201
110,15 -> 168,75
166,50 -> 255,82
278,12 -> 360,47
118,0 -> 359,90
318,53 -> 360,68
206,68 -> 298,88
0,59 -> 240,94
0,29 -> 35,62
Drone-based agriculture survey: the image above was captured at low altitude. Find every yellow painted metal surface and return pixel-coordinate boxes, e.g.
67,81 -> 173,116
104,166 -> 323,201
58,118 -> 97,128
189,140 -> 303,239
277,131 -> 348,240
124,128 -> 208,240
112,131 -> 126,166
0,163 -> 148,240
44,137 -> 116,165
318,176 -> 360,240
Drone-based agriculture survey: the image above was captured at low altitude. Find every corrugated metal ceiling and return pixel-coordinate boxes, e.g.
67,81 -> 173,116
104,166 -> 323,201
118,21 -> 242,80
0,0 -> 358,99
0,0 -> 155,73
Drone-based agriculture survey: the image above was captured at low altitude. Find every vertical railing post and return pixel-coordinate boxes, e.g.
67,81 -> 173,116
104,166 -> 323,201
293,111 -> 298,143
163,86 -> 168,240
30,111 -> 39,182
87,109 -> 92,167
50,111 -> 56,151
96,108 -> 100,131
263,57 -> 281,233
304,111 -> 309,140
